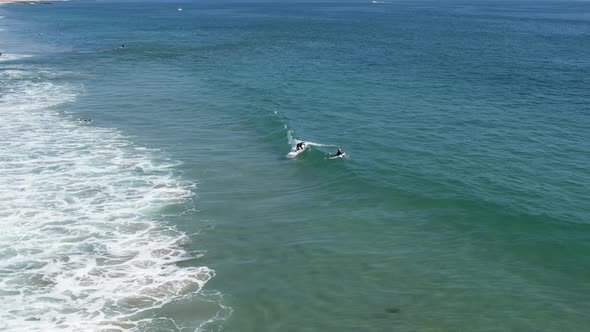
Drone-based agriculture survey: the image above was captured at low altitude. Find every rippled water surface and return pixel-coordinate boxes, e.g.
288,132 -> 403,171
0,1 -> 589,331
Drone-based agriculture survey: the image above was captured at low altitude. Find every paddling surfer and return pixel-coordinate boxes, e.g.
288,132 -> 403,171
329,148 -> 344,158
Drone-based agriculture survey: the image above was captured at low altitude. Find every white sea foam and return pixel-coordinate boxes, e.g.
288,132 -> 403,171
0,53 -> 33,62
305,141 -> 337,147
286,127 -> 296,145
283,122 -> 330,148
0,70 -> 225,330
287,130 -> 336,149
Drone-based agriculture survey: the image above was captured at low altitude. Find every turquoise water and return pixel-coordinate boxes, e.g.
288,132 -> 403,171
1,1 -> 589,331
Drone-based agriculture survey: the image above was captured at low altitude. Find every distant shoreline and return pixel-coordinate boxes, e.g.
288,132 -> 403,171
0,0 -> 62,4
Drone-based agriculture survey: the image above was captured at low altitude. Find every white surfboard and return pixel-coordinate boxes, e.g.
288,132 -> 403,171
327,153 -> 346,159
286,145 -> 307,158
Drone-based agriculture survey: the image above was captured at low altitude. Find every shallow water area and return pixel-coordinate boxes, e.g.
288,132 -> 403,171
0,44 -> 226,332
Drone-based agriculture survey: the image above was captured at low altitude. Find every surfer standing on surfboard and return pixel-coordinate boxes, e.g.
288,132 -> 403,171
295,141 -> 305,151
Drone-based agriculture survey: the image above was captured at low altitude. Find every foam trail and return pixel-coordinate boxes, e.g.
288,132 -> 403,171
285,125 -> 295,145
0,67 -> 227,331
285,126 -> 336,148
303,141 -> 338,147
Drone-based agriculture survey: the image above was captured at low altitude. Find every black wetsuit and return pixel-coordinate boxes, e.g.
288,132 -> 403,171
296,143 -> 305,150
329,150 -> 343,158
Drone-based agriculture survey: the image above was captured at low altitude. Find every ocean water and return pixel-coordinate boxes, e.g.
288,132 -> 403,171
0,1 -> 589,331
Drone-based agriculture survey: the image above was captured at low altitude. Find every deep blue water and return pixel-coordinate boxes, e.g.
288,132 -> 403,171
0,1 -> 589,331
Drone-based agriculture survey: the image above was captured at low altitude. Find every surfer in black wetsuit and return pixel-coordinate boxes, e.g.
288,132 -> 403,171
295,141 -> 305,151
329,148 -> 344,157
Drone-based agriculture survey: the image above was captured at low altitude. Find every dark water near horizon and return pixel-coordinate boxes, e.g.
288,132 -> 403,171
1,1 -> 589,331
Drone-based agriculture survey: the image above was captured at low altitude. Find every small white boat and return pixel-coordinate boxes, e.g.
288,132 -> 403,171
177,7 -> 183,11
